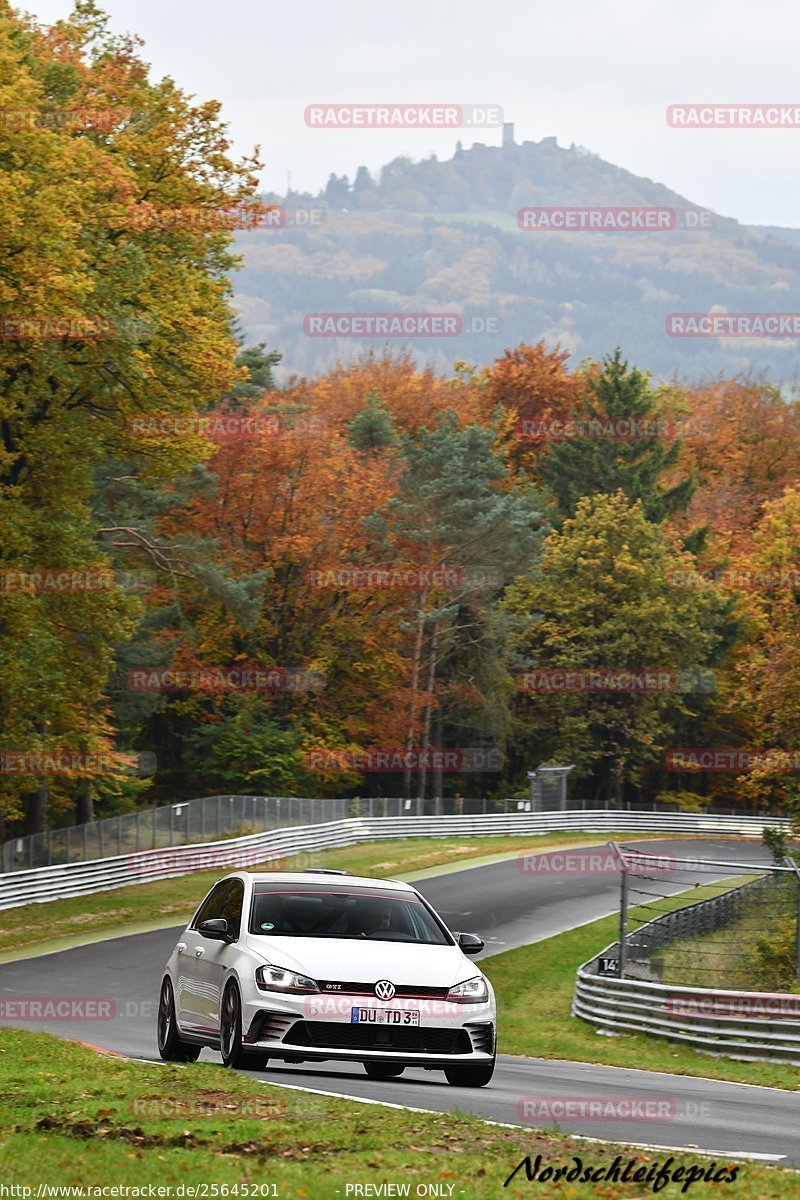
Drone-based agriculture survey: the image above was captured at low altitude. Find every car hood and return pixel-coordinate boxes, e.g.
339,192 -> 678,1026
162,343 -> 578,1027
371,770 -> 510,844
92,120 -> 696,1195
241,934 -> 478,988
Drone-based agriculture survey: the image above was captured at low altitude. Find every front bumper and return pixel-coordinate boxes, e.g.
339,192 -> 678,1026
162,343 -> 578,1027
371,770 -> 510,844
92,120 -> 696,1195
241,992 -> 496,1065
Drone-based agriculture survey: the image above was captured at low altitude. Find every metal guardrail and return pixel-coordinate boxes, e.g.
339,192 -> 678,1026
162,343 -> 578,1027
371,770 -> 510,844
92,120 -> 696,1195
3,793 -> 783,871
573,965 -> 800,1064
574,857 -> 800,1065
0,809 -> 789,911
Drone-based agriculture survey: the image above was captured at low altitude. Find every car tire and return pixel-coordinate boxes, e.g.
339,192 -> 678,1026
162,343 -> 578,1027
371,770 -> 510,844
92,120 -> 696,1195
220,981 -> 250,1069
363,1062 -> 405,1079
157,977 -> 201,1063
443,1057 -> 495,1088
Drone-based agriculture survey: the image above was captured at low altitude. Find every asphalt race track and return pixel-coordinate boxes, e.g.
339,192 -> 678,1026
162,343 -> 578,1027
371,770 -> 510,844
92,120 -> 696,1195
2,837 -> 799,1165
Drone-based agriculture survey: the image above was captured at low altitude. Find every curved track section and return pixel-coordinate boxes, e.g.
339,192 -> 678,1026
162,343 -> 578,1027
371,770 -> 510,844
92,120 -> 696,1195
2,838 -> 798,1164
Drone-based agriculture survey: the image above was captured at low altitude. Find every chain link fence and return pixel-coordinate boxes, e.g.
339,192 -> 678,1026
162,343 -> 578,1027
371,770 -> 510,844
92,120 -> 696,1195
2,794 -> 786,874
1,793 -> 523,872
603,842 -> 800,990
575,843 -> 800,1064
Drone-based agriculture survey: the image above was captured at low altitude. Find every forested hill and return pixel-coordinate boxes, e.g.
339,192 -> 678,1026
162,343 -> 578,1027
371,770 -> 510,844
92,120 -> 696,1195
232,133 -> 800,381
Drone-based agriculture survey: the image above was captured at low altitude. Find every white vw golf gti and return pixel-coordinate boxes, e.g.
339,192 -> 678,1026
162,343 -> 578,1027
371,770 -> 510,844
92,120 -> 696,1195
158,869 -> 496,1086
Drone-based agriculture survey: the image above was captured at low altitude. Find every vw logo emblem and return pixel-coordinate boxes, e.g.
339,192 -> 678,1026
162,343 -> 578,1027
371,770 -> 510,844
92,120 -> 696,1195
375,979 -> 396,1001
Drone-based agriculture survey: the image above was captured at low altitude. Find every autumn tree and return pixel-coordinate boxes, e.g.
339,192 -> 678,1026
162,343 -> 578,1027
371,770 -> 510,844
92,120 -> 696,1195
724,487 -> 800,814
367,413 -> 545,802
673,379 -> 800,559
504,492 -> 731,805
479,341 -> 586,479
0,1 -> 259,830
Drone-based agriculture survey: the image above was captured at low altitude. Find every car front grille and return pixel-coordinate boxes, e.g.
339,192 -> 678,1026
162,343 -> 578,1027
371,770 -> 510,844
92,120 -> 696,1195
316,981 -> 451,999
284,1021 -> 471,1054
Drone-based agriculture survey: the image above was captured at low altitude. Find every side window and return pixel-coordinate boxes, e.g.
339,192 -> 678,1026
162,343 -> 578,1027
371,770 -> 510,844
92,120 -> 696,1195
219,880 -> 245,941
192,881 -> 231,928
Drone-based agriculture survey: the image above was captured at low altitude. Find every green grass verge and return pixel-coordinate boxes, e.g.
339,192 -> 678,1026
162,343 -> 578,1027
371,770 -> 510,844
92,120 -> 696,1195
0,1029 -> 794,1197
482,891 -> 800,1091
654,883 -> 800,993
0,831 -> 668,960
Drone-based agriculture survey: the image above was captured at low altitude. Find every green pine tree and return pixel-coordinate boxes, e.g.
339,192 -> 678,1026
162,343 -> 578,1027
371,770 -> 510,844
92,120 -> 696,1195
540,349 -> 695,522
347,391 -> 398,453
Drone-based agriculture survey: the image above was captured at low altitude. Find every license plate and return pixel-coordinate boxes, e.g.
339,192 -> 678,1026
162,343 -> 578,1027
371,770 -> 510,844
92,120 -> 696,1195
351,1007 -> 420,1026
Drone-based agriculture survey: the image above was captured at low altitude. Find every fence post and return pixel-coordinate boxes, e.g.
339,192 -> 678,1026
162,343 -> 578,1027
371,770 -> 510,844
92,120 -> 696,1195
610,841 -> 628,978
782,856 -> 800,982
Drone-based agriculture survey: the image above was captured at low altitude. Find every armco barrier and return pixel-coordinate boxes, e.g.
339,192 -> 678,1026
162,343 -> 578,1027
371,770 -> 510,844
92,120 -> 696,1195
0,809 -> 788,911
573,852 -> 800,1065
573,961 -> 800,1064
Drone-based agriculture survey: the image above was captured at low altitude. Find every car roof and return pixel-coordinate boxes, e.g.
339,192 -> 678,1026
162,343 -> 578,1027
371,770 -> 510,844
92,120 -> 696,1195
226,870 -> 415,892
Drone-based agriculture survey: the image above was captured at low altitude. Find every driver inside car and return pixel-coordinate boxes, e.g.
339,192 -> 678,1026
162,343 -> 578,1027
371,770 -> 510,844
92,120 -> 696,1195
352,899 -> 392,936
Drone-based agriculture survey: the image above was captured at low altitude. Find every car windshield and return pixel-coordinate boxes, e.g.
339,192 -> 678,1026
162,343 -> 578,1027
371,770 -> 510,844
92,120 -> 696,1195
248,885 -> 452,944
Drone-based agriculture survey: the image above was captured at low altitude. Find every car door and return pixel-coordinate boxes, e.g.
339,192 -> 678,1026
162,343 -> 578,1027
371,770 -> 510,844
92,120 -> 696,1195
194,878 -> 245,1038
176,880 -> 232,1035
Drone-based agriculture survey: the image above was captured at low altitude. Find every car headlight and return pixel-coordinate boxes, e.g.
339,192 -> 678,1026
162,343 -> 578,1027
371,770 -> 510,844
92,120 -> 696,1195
256,964 -> 320,994
446,975 -> 489,1004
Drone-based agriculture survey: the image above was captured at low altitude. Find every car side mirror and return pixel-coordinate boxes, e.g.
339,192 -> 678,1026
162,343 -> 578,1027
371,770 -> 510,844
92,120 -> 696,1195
456,932 -> 485,956
198,918 -> 231,942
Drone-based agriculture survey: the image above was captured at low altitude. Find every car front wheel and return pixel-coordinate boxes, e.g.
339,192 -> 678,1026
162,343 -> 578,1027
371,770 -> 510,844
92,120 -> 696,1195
443,1057 -> 495,1088
157,977 -> 201,1063
220,982 -> 268,1071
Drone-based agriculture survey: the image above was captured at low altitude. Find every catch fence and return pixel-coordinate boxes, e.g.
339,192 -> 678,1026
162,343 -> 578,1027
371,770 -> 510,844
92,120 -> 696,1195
574,843 -> 800,1064
1,794 -> 778,872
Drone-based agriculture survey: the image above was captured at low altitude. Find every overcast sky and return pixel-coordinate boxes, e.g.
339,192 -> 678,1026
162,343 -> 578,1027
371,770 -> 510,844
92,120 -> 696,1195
22,0 -> 800,227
